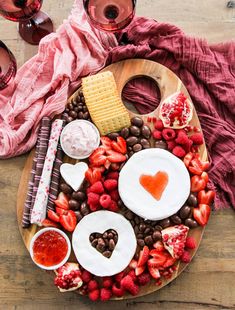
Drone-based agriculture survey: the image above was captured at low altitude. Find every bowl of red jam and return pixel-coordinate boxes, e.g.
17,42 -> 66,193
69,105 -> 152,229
29,228 -> 71,270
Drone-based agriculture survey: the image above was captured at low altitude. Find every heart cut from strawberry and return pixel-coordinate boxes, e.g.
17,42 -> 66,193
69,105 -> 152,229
111,137 -> 127,154
137,246 -> 149,267
161,224 -> 189,259
100,136 -> 112,150
54,192 -> 69,210
106,150 -> 127,163
85,168 -> 102,185
193,204 -> 211,226
60,210 -> 77,232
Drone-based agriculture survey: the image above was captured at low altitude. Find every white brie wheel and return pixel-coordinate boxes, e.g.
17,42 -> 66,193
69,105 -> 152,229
119,149 -> 190,221
72,211 -> 137,277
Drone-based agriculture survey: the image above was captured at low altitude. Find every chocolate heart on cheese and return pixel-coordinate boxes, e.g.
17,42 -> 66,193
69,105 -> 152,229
90,229 -> 118,258
60,162 -> 88,192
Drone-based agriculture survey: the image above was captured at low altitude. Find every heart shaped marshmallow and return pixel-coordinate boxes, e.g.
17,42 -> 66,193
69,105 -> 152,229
60,162 -> 88,192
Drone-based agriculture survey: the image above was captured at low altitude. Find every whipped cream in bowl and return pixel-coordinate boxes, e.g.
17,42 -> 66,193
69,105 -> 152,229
60,120 -> 100,159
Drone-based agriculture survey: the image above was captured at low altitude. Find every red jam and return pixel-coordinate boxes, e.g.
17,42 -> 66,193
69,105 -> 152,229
33,230 -> 68,267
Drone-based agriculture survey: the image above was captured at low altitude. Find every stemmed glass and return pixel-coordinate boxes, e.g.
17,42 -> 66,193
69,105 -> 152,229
83,0 -> 136,32
0,0 -> 53,45
0,41 -> 17,90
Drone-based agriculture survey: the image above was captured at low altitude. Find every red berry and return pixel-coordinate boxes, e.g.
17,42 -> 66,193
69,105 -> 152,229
154,119 -> 164,130
114,271 -> 125,283
99,194 -> 112,209
88,289 -> 100,301
112,282 -> 125,297
175,131 -> 189,145
162,128 -> 176,140
89,181 -> 104,194
167,140 -> 177,151
100,288 -> 112,301
87,280 -> 99,292
108,200 -> 119,212
102,277 -> 113,288
138,273 -> 151,286
87,192 -> 100,205
128,270 -> 137,282
121,275 -> 139,296
104,179 -> 118,191
185,237 -> 196,249
152,130 -> 162,140
172,145 -> 186,158
181,250 -> 191,263
89,203 -> 100,212
106,171 -> 119,180
109,189 -> 120,202
81,270 -> 92,283
190,133 -> 204,145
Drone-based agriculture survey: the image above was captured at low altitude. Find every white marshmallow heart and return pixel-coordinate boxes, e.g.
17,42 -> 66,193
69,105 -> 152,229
72,211 -> 137,277
60,162 -> 88,192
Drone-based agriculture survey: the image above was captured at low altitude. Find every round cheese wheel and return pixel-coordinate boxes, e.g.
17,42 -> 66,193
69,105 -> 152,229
72,211 -> 137,277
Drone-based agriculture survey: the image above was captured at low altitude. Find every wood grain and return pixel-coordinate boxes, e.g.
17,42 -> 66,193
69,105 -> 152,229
1,0 -> 235,309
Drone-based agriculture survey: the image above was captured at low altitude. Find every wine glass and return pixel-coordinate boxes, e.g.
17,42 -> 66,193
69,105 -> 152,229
0,40 -> 17,90
0,0 -> 53,45
83,0 -> 136,32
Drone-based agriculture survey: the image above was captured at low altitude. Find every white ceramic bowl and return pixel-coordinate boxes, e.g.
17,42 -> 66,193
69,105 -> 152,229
29,227 -> 71,270
60,120 -> 100,159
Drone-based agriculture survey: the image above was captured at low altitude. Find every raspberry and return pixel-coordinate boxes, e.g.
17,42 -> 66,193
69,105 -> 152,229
112,282 -> 125,297
99,194 -> 112,209
172,146 -> 186,158
175,131 -> 189,145
190,133 -> 204,145
87,280 -> 99,292
104,179 -> 118,191
154,119 -> 164,130
162,128 -> 176,141
108,200 -> 119,212
81,270 -> 92,283
109,189 -> 120,202
102,277 -> 113,288
185,237 -> 196,249
138,273 -> 151,286
106,171 -> 119,180
167,140 -> 176,151
114,271 -> 125,282
152,130 -> 162,140
121,275 -> 139,296
181,250 -> 191,263
87,192 -> 100,205
89,203 -> 100,212
88,289 -> 100,301
128,270 -> 137,282
100,288 -> 112,301
89,181 -> 104,194
181,138 -> 193,153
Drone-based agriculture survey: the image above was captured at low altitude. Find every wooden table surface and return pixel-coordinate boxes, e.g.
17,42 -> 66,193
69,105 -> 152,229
1,1 -> 235,309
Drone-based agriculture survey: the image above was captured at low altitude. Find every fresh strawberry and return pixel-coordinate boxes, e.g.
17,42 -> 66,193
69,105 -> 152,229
153,241 -> 165,251
104,159 -> 111,170
104,179 -> 118,191
201,171 -> 209,183
106,150 -> 127,163
137,246 -> 149,267
60,210 -> 77,232
148,257 -> 165,269
111,136 -> 127,154
148,265 -> 160,279
106,171 -> 119,180
135,266 -> 145,276
198,190 -> 215,205
110,163 -> 120,171
163,255 -> 176,268
85,168 -> 102,185
191,175 -> 206,192
100,136 -> 112,150
129,259 -> 138,269
41,219 -> 60,228
89,181 -> 104,194
54,192 -> 69,210
55,207 -> 67,216
47,210 -> 60,223
89,147 -> 106,165
183,152 -> 194,168
193,204 -> 210,226
99,194 -> 112,209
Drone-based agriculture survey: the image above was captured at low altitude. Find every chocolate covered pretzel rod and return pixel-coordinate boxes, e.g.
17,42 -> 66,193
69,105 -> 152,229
31,119 -> 64,225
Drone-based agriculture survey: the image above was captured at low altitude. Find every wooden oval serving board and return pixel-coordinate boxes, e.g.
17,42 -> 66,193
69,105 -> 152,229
17,59 -> 207,299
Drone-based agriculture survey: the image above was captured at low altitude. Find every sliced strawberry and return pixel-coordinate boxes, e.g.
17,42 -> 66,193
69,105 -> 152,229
56,207 -> 68,216
106,150 -> 127,163
111,137 -> 127,154
89,147 -> 105,161
129,259 -> 138,269
100,136 -> 112,150
104,159 -> 111,170
47,210 -> 60,223
85,168 -> 102,185
54,192 -> 69,210
183,152 -> 194,168
153,241 -> 165,251
193,204 -> 210,226
41,219 -> 60,228
60,210 -> 77,232
135,266 -> 145,276
110,163 -> 120,171
163,255 -> 176,268
148,255 -> 166,268
89,147 -> 107,166
148,265 -> 160,279
137,246 -> 149,267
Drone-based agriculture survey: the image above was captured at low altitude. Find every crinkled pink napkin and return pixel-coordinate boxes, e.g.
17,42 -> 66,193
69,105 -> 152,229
0,2 -> 234,210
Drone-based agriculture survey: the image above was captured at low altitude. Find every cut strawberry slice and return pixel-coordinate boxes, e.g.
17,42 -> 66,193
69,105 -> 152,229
193,204 -> 210,226
135,266 -> 145,276
106,150 -> 127,163
89,147 -> 107,167
161,225 -> 189,259
54,192 -> 69,210
153,241 -> 165,252
111,137 -> 127,154
129,259 -> 138,269
56,207 -> 68,216
137,246 -> 149,267
41,219 -> 60,228
85,168 -> 102,184
148,265 -> 161,279
60,210 -> 77,232
48,210 -> 60,223
100,136 -> 112,150
163,255 -> 176,268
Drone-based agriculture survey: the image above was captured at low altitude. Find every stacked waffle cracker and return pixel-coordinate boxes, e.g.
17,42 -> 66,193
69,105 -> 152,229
82,71 -> 130,135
